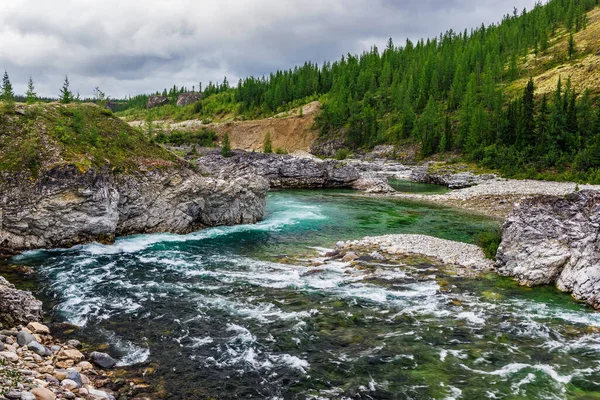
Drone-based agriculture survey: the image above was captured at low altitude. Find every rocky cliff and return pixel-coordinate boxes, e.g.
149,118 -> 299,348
195,150 -> 394,193
496,190 -> 600,309
0,103 -> 267,255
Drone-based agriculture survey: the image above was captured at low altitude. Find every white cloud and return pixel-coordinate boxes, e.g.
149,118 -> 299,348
0,0 -> 537,98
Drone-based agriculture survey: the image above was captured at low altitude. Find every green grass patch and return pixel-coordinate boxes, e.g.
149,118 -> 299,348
0,102 -> 177,177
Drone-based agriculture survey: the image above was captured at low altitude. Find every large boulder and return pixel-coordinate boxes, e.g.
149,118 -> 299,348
0,277 -> 42,327
177,92 -> 202,106
146,95 -> 169,109
496,190 -> 600,309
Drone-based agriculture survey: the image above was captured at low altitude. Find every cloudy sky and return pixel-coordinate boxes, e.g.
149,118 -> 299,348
0,0 -> 538,99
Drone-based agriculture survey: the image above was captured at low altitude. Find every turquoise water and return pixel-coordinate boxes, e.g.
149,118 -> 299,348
387,179 -> 450,195
6,190 -> 600,399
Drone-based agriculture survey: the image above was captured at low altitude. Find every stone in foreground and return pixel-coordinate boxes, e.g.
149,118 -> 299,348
90,351 -> 117,369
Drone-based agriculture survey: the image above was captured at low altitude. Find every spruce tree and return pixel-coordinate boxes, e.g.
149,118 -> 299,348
568,33 -> 576,59
263,132 -> 273,153
520,78 -> 536,147
221,133 -> 233,157
25,76 -> 37,104
1,71 -> 14,104
59,75 -> 73,104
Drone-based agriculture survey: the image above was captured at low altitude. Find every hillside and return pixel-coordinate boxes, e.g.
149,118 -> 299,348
111,0 -> 600,183
130,101 -> 320,153
508,7 -> 600,97
0,102 -> 176,178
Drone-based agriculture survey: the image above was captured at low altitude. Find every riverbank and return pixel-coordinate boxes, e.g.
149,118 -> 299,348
390,177 -> 600,219
0,321 -> 130,400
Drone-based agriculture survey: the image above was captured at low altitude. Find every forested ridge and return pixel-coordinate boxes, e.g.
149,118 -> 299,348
121,0 -> 600,181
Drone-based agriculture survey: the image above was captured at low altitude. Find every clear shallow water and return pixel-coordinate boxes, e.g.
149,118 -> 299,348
5,190 -> 600,399
387,179 -> 449,195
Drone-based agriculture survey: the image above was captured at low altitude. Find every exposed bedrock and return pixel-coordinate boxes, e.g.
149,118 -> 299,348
196,150 -> 395,193
0,164 -> 267,254
496,190 -> 600,309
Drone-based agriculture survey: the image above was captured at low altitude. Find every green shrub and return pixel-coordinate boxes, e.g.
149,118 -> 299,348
275,147 -> 288,154
263,132 -> 272,153
221,133 -> 233,157
335,148 -> 350,160
475,227 -> 502,260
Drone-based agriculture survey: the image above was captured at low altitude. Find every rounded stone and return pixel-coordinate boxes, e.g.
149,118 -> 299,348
61,379 -> 79,390
30,387 -> 56,400
90,351 -> 117,369
17,330 -> 35,347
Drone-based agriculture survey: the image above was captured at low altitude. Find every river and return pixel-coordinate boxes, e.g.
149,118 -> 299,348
5,189 -> 600,399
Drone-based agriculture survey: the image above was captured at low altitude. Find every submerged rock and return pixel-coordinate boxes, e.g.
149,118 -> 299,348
496,190 -> 600,309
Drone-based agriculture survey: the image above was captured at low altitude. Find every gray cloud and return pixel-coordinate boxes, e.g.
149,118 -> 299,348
0,0 -> 537,98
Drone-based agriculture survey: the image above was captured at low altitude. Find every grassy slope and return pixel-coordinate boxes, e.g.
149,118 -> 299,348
0,102 -> 176,178
507,7 -> 600,99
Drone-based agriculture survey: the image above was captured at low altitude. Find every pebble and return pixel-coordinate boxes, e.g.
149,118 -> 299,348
21,393 -> 35,400
57,349 -> 84,362
65,340 -> 81,348
65,368 -> 82,387
30,387 -> 56,400
27,322 -> 50,335
0,351 -> 19,362
27,341 -> 47,357
17,331 -> 35,347
77,361 -> 93,371
90,352 -> 117,369
5,390 -> 22,399
61,379 -> 79,390
62,391 -> 76,399
341,252 -> 359,262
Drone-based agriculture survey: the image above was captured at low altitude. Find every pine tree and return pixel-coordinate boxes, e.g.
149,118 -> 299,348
263,131 -> 273,153
568,33 -> 576,59
416,96 -> 442,157
25,77 -> 37,104
536,94 -> 550,153
59,76 -> 73,104
519,78 -> 536,147
221,133 -> 233,157
1,71 -> 14,104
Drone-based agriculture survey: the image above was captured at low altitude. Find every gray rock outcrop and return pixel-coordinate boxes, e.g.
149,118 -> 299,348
0,277 -> 42,327
0,164 -> 267,254
411,166 -> 496,189
146,96 -> 169,109
177,92 -> 202,106
496,190 -> 600,309
197,151 -> 361,189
